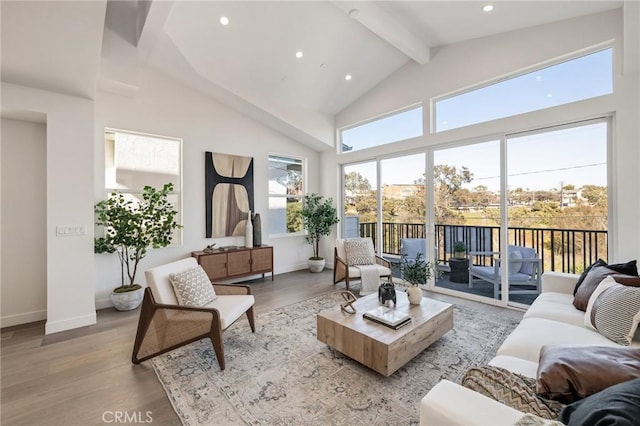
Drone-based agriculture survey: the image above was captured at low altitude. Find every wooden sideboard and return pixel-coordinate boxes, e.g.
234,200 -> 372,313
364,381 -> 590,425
192,245 -> 274,281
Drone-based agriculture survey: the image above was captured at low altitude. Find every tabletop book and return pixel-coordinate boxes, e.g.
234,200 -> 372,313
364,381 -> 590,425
363,306 -> 411,329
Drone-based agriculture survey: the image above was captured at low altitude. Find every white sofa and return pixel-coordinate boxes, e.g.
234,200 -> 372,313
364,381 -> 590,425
420,271 -> 640,425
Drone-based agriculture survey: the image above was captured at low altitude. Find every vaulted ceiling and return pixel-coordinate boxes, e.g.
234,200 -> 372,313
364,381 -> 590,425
1,1 -> 623,150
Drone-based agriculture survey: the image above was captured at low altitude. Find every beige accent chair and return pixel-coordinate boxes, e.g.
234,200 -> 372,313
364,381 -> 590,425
333,238 -> 392,291
132,257 -> 255,370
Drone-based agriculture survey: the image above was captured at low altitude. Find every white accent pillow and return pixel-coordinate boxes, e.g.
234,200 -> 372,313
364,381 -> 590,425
344,238 -> 375,265
508,248 -> 523,275
169,265 -> 217,306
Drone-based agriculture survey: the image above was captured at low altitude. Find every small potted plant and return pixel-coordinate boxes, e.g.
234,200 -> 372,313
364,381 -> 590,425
453,241 -> 467,259
300,193 -> 340,272
94,183 -> 182,311
401,252 -> 438,304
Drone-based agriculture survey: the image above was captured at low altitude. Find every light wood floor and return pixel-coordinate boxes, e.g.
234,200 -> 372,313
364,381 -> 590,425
1,269 -> 523,425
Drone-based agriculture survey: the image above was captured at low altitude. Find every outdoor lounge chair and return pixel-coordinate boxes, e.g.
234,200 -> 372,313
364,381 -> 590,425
468,245 -> 541,299
132,257 -> 255,370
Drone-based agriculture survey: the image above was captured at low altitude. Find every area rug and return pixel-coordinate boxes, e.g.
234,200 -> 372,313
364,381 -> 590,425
151,292 -> 520,425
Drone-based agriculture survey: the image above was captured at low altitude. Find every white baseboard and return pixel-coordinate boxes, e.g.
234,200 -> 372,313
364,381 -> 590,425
95,297 -> 113,310
45,312 -> 97,335
0,309 -> 47,328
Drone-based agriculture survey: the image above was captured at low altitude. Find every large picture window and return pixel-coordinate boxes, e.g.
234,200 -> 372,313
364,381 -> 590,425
340,105 -> 423,153
434,48 -> 613,132
268,155 -> 304,236
104,128 -> 182,244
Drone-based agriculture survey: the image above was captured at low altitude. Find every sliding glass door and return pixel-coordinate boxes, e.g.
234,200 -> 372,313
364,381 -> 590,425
339,118 -> 609,308
433,141 -> 502,302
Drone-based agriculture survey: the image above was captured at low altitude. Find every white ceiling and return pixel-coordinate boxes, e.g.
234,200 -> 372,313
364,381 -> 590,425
1,0 -> 623,150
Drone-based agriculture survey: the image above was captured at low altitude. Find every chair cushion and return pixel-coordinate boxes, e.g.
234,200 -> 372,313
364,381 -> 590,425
348,264 -> 391,278
508,248 -> 524,275
145,257 -> 199,305
471,265 -> 532,283
204,295 -> 255,329
344,238 -> 375,265
400,238 -> 427,260
169,265 -> 217,307
518,246 -> 538,276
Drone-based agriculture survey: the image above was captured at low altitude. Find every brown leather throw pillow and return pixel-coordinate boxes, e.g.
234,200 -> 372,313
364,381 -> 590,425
573,266 -> 616,311
536,345 -> 640,403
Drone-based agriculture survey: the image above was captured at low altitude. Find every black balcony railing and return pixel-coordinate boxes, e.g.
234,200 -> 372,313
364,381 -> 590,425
359,222 -> 607,275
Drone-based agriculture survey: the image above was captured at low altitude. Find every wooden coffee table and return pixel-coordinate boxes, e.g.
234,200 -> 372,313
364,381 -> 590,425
317,291 -> 454,376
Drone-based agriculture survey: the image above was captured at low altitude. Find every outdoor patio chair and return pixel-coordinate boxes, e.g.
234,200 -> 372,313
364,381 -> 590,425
468,245 -> 541,299
400,238 -> 427,263
333,237 -> 391,291
132,257 -> 255,370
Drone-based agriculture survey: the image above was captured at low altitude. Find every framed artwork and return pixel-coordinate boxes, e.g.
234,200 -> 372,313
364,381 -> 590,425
205,152 -> 254,238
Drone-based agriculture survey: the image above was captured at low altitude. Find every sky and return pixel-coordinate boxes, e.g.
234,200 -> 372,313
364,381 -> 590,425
342,49 -> 611,192
347,121 -> 607,192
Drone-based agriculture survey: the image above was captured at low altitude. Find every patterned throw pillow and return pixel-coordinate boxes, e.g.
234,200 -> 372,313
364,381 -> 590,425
590,282 -> 640,345
462,365 -> 565,420
344,238 -> 375,265
169,266 -> 217,306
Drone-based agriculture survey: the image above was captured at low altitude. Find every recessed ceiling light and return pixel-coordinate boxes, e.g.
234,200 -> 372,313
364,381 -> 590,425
546,93 -> 553,98
295,51 -> 303,59
482,4 -> 494,12
345,74 -> 352,81
219,16 -> 230,26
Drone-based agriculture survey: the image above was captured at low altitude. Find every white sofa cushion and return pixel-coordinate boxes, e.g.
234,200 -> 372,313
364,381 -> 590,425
523,292 -> 585,327
496,318 -> 623,363
489,355 -> 539,379
204,294 -> 255,329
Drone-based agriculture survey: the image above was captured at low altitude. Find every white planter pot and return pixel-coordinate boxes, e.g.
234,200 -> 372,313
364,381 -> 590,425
111,286 -> 144,311
407,285 -> 423,305
308,258 -> 326,273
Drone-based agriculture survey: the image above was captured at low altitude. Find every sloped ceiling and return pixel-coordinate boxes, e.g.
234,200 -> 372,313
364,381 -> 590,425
1,0 -> 623,151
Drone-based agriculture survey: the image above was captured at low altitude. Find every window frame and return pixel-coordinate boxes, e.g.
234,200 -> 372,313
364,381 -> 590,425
338,103 -> 424,154
103,127 -> 183,245
268,153 -> 306,238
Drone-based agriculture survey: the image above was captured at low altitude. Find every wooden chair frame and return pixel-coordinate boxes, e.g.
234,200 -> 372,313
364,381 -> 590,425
333,247 -> 391,291
131,284 -> 255,370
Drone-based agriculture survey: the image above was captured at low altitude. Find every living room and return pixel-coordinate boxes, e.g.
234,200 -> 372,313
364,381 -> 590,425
2,1 -> 639,425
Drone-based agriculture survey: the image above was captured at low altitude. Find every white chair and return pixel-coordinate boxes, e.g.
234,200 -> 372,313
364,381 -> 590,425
132,257 -> 255,370
469,245 -> 541,299
333,237 -> 391,291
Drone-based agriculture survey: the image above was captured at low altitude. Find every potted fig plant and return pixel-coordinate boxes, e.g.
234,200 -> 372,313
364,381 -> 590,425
300,193 -> 339,272
453,240 -> 467,259
94,183 -> 182,311
400,252 -> 438,304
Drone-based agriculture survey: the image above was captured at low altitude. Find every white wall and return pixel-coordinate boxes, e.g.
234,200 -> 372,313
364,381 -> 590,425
1,83 -> 97,334
324,8 -> 640,263
1,118 -> 47,327
94,68 -> 321,307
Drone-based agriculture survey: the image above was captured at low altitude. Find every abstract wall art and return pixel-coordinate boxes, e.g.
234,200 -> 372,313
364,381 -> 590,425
205,152 -> 254,238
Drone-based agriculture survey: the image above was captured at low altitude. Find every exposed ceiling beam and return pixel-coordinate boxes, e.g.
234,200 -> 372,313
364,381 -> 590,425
331,1 -> 430,64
